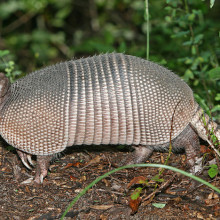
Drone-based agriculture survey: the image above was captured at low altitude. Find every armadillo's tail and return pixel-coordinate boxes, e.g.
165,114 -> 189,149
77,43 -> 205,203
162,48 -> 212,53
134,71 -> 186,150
191,102 -> 220,146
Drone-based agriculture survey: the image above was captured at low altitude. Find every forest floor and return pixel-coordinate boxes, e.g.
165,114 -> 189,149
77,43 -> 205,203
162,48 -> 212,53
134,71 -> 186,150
0,143 -> 219,220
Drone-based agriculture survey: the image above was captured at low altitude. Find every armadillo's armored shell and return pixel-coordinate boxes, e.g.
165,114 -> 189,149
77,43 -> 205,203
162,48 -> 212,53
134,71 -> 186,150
0,63 -> 71,155
0,53 -> 195,156
67,54 -> 195,147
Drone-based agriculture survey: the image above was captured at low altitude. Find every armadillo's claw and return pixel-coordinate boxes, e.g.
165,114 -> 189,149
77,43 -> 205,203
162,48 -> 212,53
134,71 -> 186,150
21,158 -> 32,170
16,149 -> 33,170
21,177 -> 34,184
27,154 -> 34,166
40,174 -> 44,184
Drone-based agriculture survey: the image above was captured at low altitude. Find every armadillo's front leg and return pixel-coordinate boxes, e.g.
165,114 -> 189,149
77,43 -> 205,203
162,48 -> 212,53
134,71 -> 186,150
121,146 -> 153,165
34,155 -> 53,184
17,149 -> 34,169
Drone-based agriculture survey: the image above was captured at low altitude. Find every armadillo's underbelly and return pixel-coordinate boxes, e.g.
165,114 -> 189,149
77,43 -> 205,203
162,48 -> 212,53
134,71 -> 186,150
67,53 -> 195,147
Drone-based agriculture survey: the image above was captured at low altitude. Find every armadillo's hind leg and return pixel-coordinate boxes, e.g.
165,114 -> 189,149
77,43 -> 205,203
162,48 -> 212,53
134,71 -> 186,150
185,134 -> 203,175
173,124 -> 202,175
17,149 -> 34,170
34,155 -> 53,184
121,145 -> 153,165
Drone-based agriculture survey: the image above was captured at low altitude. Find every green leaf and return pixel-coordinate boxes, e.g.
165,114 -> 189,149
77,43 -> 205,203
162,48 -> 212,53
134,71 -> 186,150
194,34 -> 204,44
215,94 -> 220,101
208,67 -> 220,80
208,164 -> 219,178
211,105 -> 220,113
0,1 -> 24,19
165,16 -> 172,23
152,203 -> 166,208
184,58 -> 193,64
183,69 -> 194,81
171,31 -> 190,38
164,6 -> 172,11
191,45 -> 196,55
188,13 -> 195,21
131,187 -> 142,200
183,40 -> 193,46
152,174 -> 164,182
0,50 -> 9,58
194,94 -> 210,116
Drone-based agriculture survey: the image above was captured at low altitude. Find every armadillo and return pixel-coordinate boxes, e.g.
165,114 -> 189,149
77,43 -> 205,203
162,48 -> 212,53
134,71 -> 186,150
0,53 -> 219,184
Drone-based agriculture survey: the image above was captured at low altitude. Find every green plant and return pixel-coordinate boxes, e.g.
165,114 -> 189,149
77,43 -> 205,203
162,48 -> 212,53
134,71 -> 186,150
165,0 -> 220,121
207,164 -> 219,178
0,50 -> 22,82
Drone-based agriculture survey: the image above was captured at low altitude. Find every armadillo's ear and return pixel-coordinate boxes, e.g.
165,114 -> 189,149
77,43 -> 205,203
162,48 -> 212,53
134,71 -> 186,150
0,73 -> 10,97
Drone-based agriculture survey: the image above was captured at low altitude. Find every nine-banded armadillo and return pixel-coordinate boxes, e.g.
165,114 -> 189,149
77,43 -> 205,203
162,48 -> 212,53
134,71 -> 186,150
0,53 -> 219,184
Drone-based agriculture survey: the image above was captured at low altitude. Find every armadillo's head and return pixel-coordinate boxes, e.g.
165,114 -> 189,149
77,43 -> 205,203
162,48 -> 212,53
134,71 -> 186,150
0,73 -> 10,111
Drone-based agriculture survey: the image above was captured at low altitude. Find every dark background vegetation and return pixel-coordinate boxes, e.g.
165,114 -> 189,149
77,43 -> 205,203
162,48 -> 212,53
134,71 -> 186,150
0,0 -> 219,120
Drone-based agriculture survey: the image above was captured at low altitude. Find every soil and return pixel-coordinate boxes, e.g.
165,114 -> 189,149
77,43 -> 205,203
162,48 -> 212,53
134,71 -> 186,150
0,143 -> 219,220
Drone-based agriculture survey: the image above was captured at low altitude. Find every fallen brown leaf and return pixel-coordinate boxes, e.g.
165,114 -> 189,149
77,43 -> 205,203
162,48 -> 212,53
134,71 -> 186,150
127,176 -> 147,188
69,175 -> 78,181
80,155 -> 103,170
129,197 -> 141,214
100,214 -> 108,220
63,162 -> 82,169
200,145 -> 212,154
90,205 -> 114,210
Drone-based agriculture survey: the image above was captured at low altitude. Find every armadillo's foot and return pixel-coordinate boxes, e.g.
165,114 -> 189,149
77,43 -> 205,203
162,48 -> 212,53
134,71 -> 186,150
188,156 -> 203,175
17,149 -> 34,170
34,155 -> 53,184
120,146 -> 153,166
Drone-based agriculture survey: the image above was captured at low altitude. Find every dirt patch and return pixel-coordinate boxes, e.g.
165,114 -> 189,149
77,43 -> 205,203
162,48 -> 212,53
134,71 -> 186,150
0,144 -> 219,220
